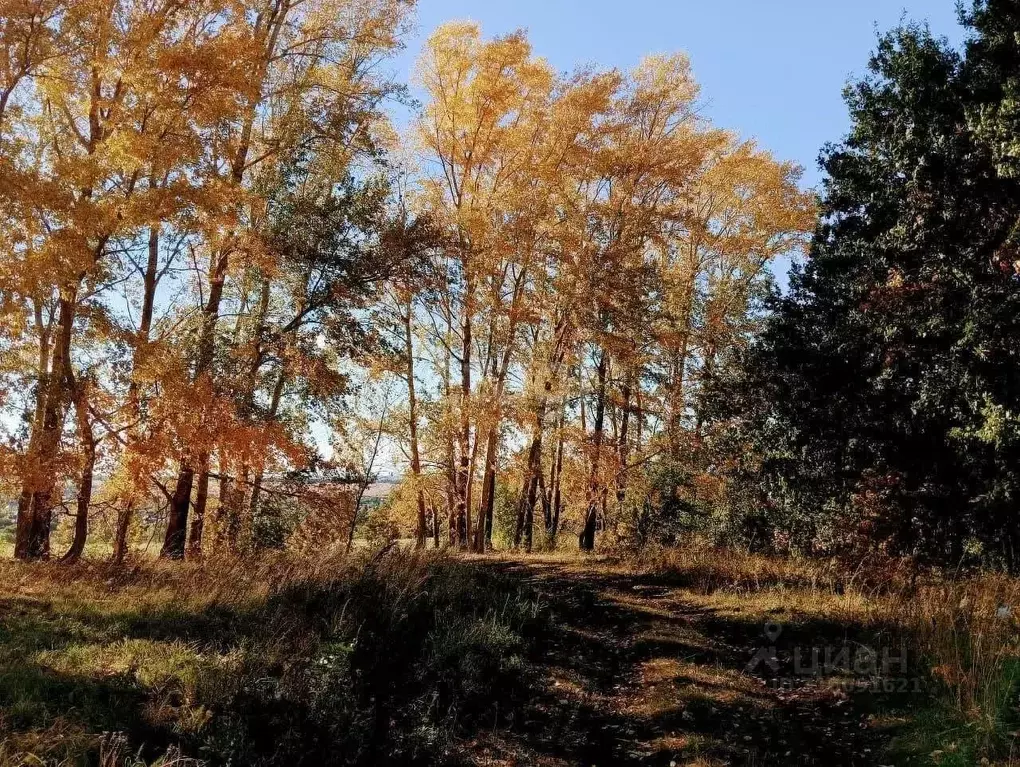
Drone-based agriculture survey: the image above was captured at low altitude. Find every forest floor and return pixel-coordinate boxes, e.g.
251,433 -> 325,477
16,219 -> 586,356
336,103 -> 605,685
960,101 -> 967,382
0,548 -> 1012,766
464,556 -> 911,767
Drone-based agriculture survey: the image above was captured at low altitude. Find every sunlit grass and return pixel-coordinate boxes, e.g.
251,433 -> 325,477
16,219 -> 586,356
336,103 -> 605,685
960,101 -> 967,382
0,544 -> 1017,765
618,545 -> 1020,766
0,549 -> 543,765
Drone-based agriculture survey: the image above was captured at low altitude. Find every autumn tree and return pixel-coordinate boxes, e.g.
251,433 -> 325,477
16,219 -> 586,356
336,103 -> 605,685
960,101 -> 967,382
4,0 -> 254,560
158,0 -> 413,559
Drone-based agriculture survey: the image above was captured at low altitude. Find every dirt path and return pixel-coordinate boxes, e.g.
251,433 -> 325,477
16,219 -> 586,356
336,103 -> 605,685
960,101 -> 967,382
468,559 -> 899,767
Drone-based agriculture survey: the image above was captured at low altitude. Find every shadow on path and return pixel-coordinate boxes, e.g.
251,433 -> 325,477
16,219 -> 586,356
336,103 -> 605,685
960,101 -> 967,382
467,560 -> 907,767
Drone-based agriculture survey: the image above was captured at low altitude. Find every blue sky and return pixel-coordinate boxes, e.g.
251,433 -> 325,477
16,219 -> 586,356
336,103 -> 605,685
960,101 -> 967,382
393,1 -> 966,192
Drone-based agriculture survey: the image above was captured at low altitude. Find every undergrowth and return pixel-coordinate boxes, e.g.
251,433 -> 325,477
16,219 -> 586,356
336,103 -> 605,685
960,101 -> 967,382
0,548 -> 542,766
629,544 -> 1020,766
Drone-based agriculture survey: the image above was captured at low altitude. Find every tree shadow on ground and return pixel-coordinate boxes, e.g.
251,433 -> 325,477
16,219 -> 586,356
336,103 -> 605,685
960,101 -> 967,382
0,561 -> 545,765
470,560 -> 918,767
0,560 -> 924,766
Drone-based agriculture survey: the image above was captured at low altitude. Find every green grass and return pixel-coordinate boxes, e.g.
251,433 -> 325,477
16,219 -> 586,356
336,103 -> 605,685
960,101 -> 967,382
888,657 -> 1020,766
0,549 -> 543,766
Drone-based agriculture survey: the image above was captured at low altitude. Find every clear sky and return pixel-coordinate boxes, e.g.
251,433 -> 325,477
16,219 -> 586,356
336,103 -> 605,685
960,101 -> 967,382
392,0 -> 966,192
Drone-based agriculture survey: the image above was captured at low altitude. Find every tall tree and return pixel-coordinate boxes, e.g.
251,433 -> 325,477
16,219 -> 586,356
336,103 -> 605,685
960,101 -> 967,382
160,0 -> 413,558
727,14 -> 1020,568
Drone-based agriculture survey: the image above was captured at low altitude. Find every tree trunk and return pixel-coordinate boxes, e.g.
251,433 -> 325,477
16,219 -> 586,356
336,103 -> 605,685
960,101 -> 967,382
472,268 -> 529,552
162,463 -> 193,559
16,290 -> 76,560
188,465 -> 210,558
454,294 -> 472,547
550,415 -> 564,542
215,470 -> 248,553
161,244 -> 224,559
616,375 -> 632,509
667,264 -> 698,461
114,224 -> 161,564
346,484 -> 369,553
61,376 -> 95,564
247,367 -> 286,545
443,309 -> 458,547
515,365 -> 559,549
112,501 -> 132,565
579,349 -> 608,551
537,469 -> 551,536
514,433 -> 543,550
404,303 -> 428,550
215,471 -> 231,549
477,427 -> 497,551
548,397 -> 565,527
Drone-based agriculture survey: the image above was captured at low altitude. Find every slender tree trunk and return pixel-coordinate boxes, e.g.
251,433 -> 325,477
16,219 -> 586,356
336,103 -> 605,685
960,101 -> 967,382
524,479 -> 536,551
346,485 -> 368,553
616,375 -> 632,509
346,400 -> 388,552
537,468 -> 551,539
162,247 -> 224,560
473,268 -> 528,552
668,264 -> 698,461
446,456 -> 457,546
455,287 -> 472,547
443,309 -> 458,547
694,342 -> 717,448
514,432 -> 543,550
217,470 -> 248,552
162,463 -> 193,560
465,425 -> 480,548
477,428 -> 497,551
233,467 -> 252,549
550,410 -> 564,542
61,377 -> 95,564
579,349 -> 608,551
404,304 -> 428,549
247,367 -> 286,545
515,363 -> 560,549
187,463 -> 210,558
16,302 -> 52,557
215,471 -> 231,549
112,502 -> 132,565
635,383 -> 644,450
113,225 -> 160,564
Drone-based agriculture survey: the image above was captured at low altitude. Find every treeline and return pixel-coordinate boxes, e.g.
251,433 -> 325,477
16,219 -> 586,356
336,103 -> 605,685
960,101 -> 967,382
3,0 -> 1018,571
0,0 -> 814,562
380,25 -> 813,553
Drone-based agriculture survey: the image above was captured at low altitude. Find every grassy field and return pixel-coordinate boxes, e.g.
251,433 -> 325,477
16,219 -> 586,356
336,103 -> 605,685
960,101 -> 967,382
0,547 -> 1017,765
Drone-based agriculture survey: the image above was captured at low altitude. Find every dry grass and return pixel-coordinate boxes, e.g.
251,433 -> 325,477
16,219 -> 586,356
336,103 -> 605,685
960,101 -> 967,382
619,544 -> 1020,765
0,543 -> 1018,765
0,547 -> 543,766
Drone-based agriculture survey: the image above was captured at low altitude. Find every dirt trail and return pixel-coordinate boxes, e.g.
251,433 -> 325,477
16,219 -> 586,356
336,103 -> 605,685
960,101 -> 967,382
468,559 -> 899,767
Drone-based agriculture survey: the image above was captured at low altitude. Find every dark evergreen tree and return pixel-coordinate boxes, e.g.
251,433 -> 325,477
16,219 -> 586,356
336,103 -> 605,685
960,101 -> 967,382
723,11 -> 1020,569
